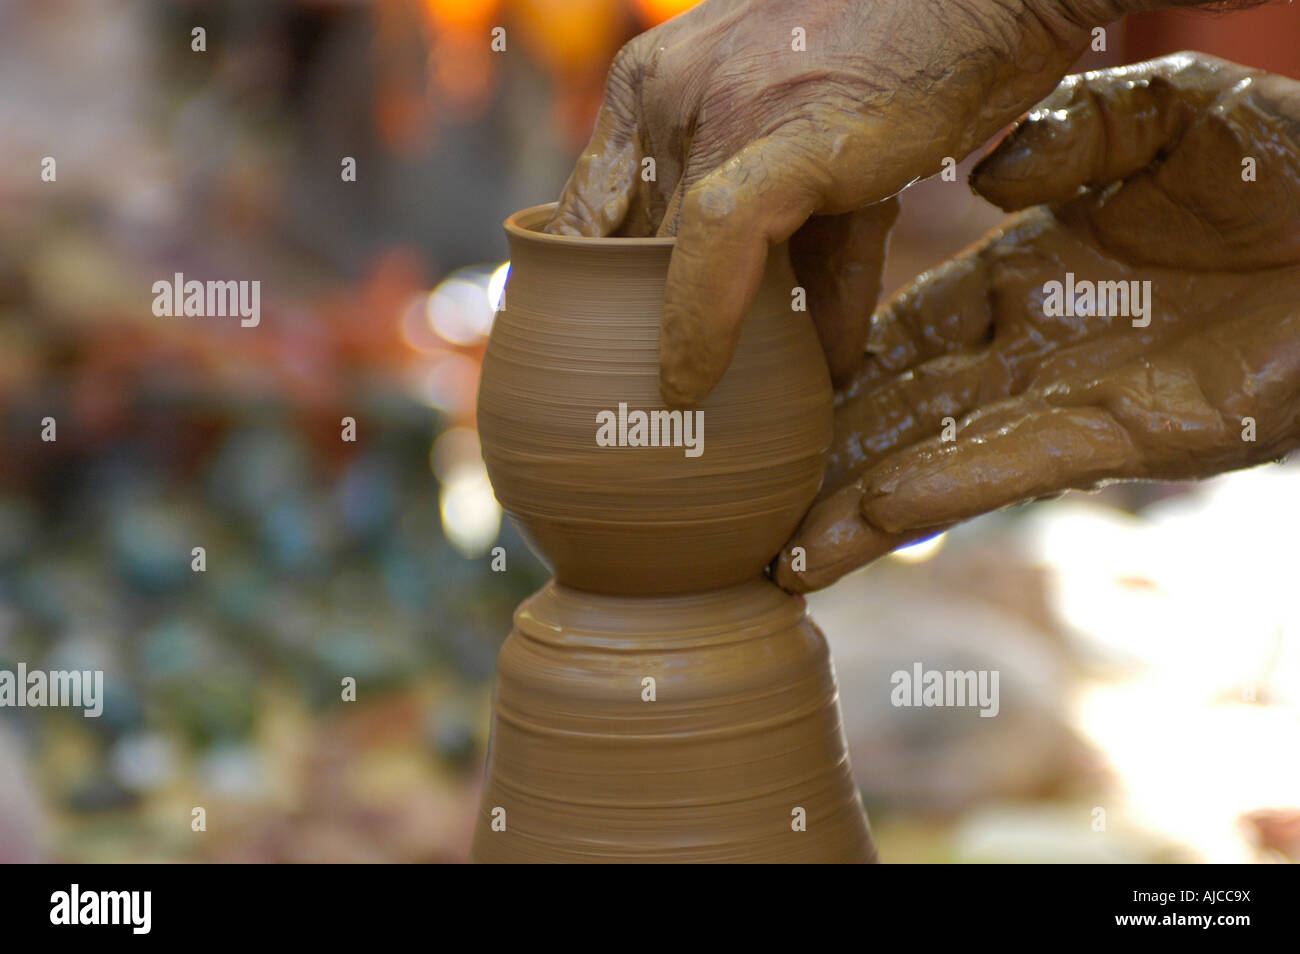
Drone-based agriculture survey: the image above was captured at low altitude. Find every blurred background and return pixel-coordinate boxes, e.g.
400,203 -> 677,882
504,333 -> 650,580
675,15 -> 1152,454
1,0 -> 1298,863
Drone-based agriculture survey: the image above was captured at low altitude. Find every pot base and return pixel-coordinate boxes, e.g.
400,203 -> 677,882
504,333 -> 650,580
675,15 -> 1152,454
470,579 -> 876,863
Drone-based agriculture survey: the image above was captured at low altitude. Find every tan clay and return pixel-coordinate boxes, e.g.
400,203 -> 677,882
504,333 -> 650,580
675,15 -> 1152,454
470,581 -> 874,863
472,51 -> 1300,860
471,204 -> 874,862
545,21 -> 1300,590
776,54 -> 1300,590
478,203 -> 832,596
543,0 -> 1183,405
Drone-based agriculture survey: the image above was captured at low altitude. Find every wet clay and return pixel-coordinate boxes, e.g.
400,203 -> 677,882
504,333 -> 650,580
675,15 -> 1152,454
541,39 -> 1300,590
543,0 -> 1134,405
471,52 -> 1300,857
472,204 -> 874,862
478,203 -> 832,596
775,54 -> 1300,591
470,581 -> 874,863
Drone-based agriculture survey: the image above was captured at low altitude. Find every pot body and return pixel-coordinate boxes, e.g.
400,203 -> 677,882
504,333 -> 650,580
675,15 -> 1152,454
470,580 -> 876,864
477,203 -> 833,595
471,204 -> 873,863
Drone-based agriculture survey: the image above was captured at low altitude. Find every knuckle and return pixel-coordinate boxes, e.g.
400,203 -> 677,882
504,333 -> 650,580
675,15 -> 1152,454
683,180 -> 738,228
608,36 -> 649,94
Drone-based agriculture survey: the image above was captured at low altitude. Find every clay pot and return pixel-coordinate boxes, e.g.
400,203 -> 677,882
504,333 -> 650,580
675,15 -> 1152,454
476,203 -> 833,595
471,204 -> 874,863
470,581 -> 877,863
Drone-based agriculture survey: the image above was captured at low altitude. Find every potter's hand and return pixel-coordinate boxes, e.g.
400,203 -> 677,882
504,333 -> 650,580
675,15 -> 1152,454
546,0 -> 1187,405
775,52 -> 1300,593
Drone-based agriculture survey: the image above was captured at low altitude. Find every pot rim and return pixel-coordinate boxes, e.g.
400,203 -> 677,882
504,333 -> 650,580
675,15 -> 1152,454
505,202 -> 676,249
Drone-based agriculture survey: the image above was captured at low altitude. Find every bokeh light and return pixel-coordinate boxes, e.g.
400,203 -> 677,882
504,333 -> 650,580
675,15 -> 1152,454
432,427 -> 501,557
632,0 -> 700,26
426,267 -> 497,346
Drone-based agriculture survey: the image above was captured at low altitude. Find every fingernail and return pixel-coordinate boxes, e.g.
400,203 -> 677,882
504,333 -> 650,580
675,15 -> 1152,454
862,492 -> 911,535
659,369 -> 702,408
772,553 -> 809,594
871,476 -> 899,496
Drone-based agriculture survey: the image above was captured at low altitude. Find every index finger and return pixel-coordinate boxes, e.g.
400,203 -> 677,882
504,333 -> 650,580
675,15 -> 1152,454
659,130 -> 827,406
546,51 -> 643,237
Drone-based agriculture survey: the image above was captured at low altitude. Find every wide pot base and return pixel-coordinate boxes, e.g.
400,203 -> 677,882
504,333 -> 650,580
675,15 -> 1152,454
470,578 -> 877,863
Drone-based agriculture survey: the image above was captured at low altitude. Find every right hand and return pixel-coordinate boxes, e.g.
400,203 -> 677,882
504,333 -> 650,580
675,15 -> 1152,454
775,52 -> 1300,592
546,0 -> 1145,405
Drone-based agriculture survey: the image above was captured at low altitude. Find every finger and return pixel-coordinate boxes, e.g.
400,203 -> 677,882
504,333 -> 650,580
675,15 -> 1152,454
860,399 -> 1139,534
817,219 -> 1019,498
790,198 -> 900,387
546,50 -> 643,237
659,131 -> 828,406
779,299 -> 1287,593
1076,291 -> 1300,474
772,483 -> 941,593
971,52 -> 1249,210
656,176 -> 686,238
834,217 -> 1019,404
822,350 -> 1004,499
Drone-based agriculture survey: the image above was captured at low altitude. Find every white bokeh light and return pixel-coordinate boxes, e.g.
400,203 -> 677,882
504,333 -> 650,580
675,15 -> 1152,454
426,266 -> 498,345
432,427 -> 501,557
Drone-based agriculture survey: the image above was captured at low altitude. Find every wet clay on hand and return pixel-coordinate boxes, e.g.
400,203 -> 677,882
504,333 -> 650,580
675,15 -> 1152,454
471,206 -> 874,862
777,54 -> 1300,592
542,0 -> 1150,405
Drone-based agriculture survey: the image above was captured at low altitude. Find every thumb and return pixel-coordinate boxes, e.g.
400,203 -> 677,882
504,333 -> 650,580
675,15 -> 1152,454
971,53 -> 1244,210
773,483 -> 937,593
659,132 -> 826,406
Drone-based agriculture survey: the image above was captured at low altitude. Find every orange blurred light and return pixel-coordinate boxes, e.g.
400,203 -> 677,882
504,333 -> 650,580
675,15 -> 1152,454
376,81 -> 432,152
421,0 -> 501,31
416,0 -> 504,121
632,0 -> 699,26
514,0 -> 622,75
431,33 -> 495,114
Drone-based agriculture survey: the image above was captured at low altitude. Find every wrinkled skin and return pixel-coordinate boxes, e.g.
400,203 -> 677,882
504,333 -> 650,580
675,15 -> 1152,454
546,0 -> 1199,405
775,53 -> 1300,591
